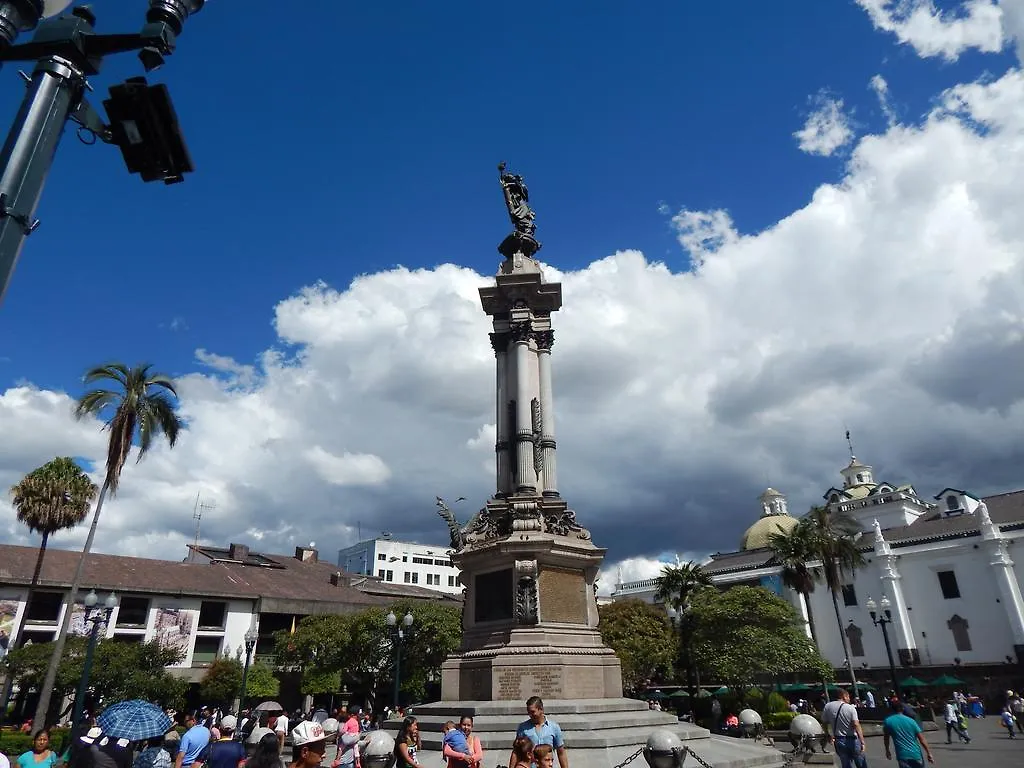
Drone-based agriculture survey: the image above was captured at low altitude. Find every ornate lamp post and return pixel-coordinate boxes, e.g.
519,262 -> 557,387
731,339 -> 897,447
70,589 -> 117,736
0,0 -> 208,304
866,595 -> 901,700
236,625 -> 258,713
385,610 -> 413,709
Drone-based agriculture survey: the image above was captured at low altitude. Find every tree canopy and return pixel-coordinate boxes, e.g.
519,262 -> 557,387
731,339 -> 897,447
7,637 -> 187,712
200,658 -> 243,709
245,662 -> 280,700
10,457 -> 97,537
598,600 -> 675,693
689,585 -> 832,685
276,600 -> 462,705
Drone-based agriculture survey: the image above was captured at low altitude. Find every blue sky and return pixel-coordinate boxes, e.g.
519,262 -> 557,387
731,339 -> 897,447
1,1 -> 1011,388
3,1 -> 1024,580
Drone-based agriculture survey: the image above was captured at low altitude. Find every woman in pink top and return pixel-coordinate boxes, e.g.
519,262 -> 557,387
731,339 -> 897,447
443,715 -> 483,768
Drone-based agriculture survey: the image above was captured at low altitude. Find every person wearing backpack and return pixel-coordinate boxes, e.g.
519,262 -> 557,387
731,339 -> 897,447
822,688 -> 867,768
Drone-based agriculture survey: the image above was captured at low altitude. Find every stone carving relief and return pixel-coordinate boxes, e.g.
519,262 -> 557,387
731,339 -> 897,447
543,507 -> 591,540
509,321 -> 532,344
515,559 -> 539,625
531,397 -> 543,476
534,329 -> 554,351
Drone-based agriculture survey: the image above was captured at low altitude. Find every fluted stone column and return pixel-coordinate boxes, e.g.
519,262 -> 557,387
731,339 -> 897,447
873,520 -> 918,665
511,321 -> 536,493
535,329 -> 558,497
979,503 -> 1024,656
491,332 -> 511,496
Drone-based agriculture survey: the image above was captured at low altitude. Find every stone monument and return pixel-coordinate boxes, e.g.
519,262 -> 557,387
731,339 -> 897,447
409,165 -> 783,768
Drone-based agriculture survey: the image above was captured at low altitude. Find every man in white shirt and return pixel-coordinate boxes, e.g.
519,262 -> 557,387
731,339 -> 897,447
274,711 -> 290,751
822,689 -> 865,768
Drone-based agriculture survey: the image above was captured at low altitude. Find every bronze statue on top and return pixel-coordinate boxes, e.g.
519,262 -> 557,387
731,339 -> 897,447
498,162 -> 541,260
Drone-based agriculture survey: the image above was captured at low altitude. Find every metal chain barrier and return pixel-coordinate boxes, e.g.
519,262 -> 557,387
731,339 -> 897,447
611,745 -> 646,768
684,745 -> 716,768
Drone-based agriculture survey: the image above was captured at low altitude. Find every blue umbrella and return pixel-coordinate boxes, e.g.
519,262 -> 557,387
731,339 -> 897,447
97,700 -> 173,741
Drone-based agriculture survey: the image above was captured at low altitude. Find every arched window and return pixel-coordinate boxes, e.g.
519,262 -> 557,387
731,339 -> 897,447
947,615 -> 971,652
946,495 -> 959,512
845,623 -> 865,657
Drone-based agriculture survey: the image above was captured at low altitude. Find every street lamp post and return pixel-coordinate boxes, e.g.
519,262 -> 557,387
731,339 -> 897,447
70,589 -> 117,737
665,604 -> 698,703
866,595 -> 901,701
0,0 -> 208,305
385,610 -> 413,710
236,625 -> 258,714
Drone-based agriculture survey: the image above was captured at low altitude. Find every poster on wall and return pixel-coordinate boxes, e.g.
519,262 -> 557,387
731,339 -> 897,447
0,598 -> 19,659
68,604 -> 90,636
153,607 -> 193,661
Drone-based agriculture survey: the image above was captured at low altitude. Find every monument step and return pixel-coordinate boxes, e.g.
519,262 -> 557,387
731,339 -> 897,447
410,696 -> 656,717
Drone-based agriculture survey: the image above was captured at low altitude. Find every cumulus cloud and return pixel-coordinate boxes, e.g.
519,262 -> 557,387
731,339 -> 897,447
794,93 -> 854,157
6,68 -> 1024,583
855,0 -> 1006,61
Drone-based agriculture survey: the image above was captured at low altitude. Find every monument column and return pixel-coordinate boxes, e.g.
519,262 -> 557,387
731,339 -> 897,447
511,320 -> 536,494
535,328 -> 558,497
491,332 -> 511,496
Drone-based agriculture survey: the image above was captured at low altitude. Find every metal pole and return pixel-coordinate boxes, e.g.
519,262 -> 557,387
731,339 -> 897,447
880,620 -> 901,700
0,53 -> 85,303
392,631 -> 401,710
70,611 -> 101,739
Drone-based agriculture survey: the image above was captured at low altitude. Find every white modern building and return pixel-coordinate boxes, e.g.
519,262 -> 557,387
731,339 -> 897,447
611,455 -> 1024,675
337,537 -> 463,595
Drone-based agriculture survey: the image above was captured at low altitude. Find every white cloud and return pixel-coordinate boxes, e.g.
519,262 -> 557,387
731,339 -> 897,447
855,0 -> 1006,60
6,70 -> 1024,571
793,93 -> 854,157
869,74 -> 899,127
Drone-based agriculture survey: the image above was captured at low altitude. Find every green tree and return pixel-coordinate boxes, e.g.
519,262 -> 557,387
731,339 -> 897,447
200,658 -> 244,709
802,506 -> 866,696
245,662 -> 280,699
654,560 -> 711,698
598,600 -> 675,693
35,363 -> 182,726
688,585 -> 832,687
8,637 -> 187,715
2,457 -> 97,722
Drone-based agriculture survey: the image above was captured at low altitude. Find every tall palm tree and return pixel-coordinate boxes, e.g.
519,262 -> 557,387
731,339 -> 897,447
767,520 -> 820,645
655,560 -> 712,700
0,458 -> 97,724
803,505 -> 866,697
33,363 -> 182,726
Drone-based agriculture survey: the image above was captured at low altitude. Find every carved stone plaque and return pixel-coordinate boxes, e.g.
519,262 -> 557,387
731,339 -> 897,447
474,568 -> 514,623
537,567 -> 588,624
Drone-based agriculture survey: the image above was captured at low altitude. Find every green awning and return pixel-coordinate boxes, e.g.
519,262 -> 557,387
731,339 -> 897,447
647,690 -> 667,699
712,686 -> 730,695
899,676 -> 930,688
669,689 -> 690,698
779,683 -> 811,692
930,674 -> 966,687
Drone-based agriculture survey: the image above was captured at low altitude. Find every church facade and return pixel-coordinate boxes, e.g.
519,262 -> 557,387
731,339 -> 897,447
611,456 -> 1024,674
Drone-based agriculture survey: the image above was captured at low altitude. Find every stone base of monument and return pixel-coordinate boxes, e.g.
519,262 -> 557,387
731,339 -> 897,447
397,698 -> 785,768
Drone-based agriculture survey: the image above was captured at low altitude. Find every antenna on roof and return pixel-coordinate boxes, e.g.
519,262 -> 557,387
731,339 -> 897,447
189,493 -> 217,562
845,426 -> 856,459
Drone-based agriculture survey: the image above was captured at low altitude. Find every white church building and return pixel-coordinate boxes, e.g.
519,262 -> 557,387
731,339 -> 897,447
612,455 -> 1024,676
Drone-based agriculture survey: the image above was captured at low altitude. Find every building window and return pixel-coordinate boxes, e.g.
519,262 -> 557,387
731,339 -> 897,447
378,569 -> 385,579
378,553 -> 386,560
946,495 -> 959,512
402,556 -> 408,562
385,570 -> 393,582
25,592 -> 63,623
845,623 -> 865,657
412,573 -> 419,584
197,601 -> 226,629
456,574 -> 462,586
192,636 -> 222,666
841,584 -> 858,607
448,575 -> 456,587
947,614 -> 971,651
115,596 -> 149,627
937,571 -> 961,599
856,473 -> 864,483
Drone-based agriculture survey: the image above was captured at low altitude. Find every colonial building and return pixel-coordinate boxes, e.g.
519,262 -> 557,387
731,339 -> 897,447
0,541 -> 457,685
611,455 -> 1024,674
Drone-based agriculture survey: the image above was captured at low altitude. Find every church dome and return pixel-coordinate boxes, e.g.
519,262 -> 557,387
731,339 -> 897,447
741,514 -> 798,550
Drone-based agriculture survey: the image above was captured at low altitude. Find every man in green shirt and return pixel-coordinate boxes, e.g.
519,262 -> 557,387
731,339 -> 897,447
883,701 -> 933,768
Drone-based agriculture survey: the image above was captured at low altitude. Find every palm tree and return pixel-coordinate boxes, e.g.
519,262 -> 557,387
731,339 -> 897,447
0,457 -> 97,724
655,560 -> 712,700
33,363 -> 182,726
767,520 -> 820,645
803,505 -> 866,698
